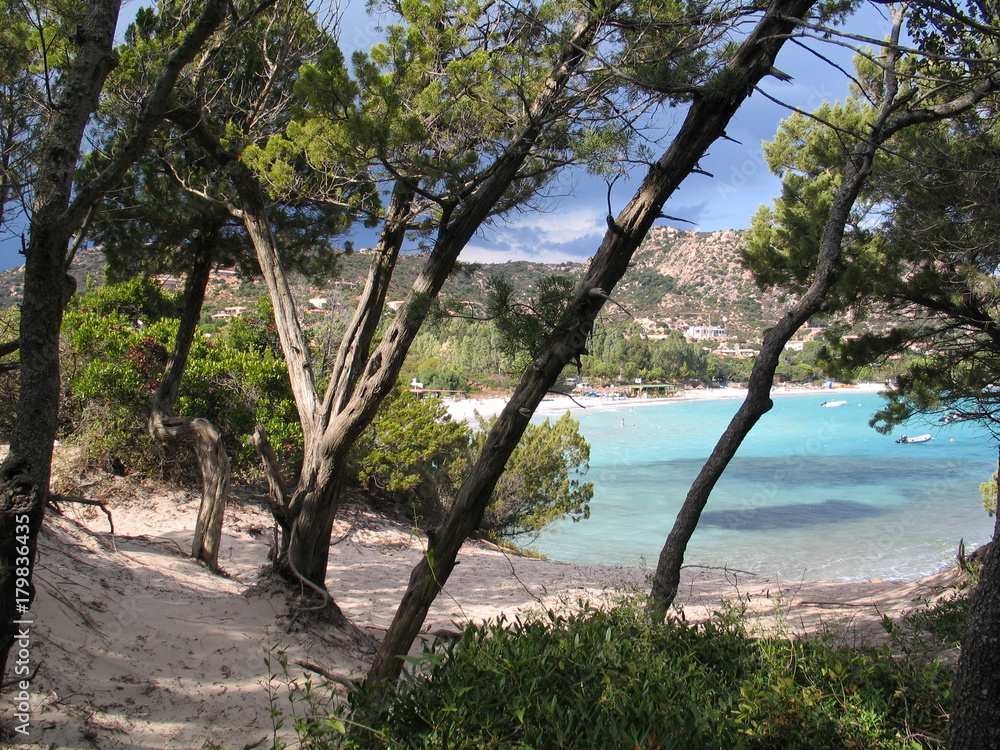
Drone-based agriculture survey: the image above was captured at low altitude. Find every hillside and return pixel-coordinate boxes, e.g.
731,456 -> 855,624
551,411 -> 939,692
0,227 -> 790,341
615,226 -> 787,338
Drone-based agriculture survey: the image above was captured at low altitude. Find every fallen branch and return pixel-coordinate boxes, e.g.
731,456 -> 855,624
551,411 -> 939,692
1,661 -> 41,689
50,494 -> 115,536
294,659 -> 358,689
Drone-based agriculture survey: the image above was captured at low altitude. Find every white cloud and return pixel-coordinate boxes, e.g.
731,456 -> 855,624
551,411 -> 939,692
460,243 -> 588,265
506,207 -> 605,245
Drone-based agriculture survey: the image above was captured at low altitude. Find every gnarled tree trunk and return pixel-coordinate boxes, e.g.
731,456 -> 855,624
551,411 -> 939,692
949,449 -> 1000,749
147,240 -> 231,570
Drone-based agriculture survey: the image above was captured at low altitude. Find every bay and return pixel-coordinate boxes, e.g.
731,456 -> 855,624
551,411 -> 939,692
530,391 -> 998,580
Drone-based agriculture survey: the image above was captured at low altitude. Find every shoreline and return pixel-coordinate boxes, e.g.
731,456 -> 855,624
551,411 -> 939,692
446,382 -> 887,424
445,380 -> 976,587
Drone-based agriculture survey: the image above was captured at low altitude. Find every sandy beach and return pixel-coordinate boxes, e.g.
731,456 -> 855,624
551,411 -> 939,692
4,444 -> 963,749
445,382 -> 887,423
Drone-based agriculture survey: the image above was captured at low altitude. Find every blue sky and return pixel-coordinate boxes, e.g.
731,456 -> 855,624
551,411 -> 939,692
0,1 -> 890,272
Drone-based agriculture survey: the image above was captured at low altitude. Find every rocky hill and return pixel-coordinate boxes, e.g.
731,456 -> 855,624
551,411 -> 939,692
0,227 -> 794,341
612,227 -> 787,338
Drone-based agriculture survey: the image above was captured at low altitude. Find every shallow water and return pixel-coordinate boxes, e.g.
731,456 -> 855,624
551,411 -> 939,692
530,392 -> 998,580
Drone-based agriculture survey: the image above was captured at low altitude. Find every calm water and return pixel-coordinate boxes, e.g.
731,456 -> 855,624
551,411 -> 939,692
531,391 -> 998,580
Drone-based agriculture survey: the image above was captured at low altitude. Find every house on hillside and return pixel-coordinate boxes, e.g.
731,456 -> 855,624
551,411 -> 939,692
715,345 -> 758,358
684,325 -> 728,341
210,305 -> 247,320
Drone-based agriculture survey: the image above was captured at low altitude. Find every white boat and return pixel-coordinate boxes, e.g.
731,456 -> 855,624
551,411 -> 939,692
821,400 -> 848,407
896,434 -> 933,444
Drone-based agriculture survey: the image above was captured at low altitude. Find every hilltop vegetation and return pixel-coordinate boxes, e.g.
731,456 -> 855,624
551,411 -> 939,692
0,226 -> 790,341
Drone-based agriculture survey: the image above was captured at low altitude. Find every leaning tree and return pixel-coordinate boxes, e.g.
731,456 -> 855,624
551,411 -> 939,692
367,0 -> 825,687
632,2 -> 1000,744
166,0 -> 715,621
646,0 -> 1000,615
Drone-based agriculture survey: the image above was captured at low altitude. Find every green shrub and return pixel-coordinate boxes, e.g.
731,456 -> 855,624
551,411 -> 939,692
980,472 -> 996,515
60,279 -> 301,478
894,589 -> 973,652
347,389 -> 470,516
348,395 -> 592,539
328,600 -> 950,750
464,411 -> 593,538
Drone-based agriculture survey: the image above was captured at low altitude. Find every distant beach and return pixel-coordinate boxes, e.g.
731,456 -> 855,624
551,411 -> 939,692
446,382 -> 887,424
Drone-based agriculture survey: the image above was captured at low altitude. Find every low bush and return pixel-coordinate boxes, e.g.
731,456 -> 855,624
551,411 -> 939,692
307,600 -> 953,749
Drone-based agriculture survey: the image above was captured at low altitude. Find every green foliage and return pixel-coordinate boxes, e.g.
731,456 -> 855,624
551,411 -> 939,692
406,315 -> 530,383
347,390 -> 591,537
897,591 -> 973,652
331,600 -> 951,749
615,266 -> 678,310
745,13 -> 1000,438
261,645 -> 349,750
461,411 -> 592,537
348,389 -> 469,510
416,366 -> 464,392
61,278 -> 179,468
0,0 -> 49,231
743,99 -> 881,310
180,329 -> 303,476
981,473 -> 997,516
580,325 -> 710,384
488,274 -> 576,368
61,279 -> 300,477
94,0 -> 350,283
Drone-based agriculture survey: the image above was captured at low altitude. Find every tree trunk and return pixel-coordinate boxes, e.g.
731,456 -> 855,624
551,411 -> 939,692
0,0 -> 226,679
259,440 -> 351,626
148,239 -> 231,570
205,6 -> 622,601
366,0 -> 819,689
325,183 -> 414,417
949,450 -> 1000,749
0,0 -> 123,678
284,458 -> 345,587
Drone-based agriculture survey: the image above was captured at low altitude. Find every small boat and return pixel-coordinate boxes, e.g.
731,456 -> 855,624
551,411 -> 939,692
896,434 -> 932,444
821,400 -> 848,407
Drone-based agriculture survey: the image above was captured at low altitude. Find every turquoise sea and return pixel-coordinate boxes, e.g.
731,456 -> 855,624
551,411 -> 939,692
531,391 -> 998,581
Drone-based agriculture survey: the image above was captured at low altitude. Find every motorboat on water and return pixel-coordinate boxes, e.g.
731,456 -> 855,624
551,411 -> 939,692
896,433 -> 933,444
821,400 -> 848,407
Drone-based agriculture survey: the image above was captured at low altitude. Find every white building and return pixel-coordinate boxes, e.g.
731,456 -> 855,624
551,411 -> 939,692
684,325 -> 728,341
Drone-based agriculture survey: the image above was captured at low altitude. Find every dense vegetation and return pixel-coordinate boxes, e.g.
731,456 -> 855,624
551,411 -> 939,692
266,597 -> 955,749
41,279 -> 592,540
